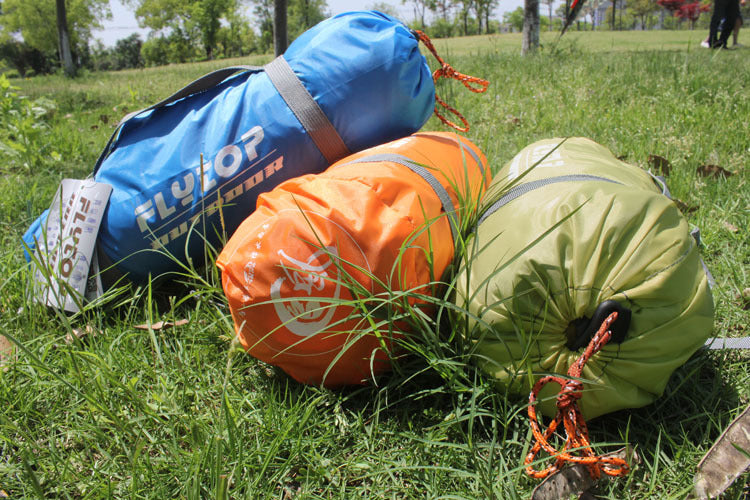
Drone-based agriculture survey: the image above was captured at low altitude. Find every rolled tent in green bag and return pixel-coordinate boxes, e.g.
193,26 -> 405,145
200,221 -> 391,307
456,137 -> 714,420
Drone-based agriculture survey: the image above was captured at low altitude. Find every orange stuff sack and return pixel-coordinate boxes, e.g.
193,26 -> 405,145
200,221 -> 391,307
217,132 -> 490,386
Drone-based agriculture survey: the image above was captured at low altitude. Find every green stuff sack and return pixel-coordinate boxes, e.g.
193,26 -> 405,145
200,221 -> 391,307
456,137 -> 714,419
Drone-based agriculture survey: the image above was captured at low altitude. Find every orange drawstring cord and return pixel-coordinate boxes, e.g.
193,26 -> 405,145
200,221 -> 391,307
414,30 -> 490,133
525,311 -> 631,480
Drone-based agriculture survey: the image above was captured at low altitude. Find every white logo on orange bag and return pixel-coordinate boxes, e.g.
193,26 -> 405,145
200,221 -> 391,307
270,246 -> 341,337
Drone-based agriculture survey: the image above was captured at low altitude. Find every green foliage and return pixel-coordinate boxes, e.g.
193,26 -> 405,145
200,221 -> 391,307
2,32 -> 749,498
141,32 -> 202,66
287,0 -> 327,40
214,7 -> 259,58
129,0 -> 239,60
0,74 -> 58,172
250,0 -> 328,53
0,0 -> 110,68
0,38 -> 54,77
504,7 -> 525,33
89,34 -> 143,72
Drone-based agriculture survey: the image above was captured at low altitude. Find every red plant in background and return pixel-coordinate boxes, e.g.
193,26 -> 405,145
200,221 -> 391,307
657,0 -> 710,27
657,0 -> 686,13
677,0 -> 711,27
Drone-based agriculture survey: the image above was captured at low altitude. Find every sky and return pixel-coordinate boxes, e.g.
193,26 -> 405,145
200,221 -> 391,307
92,0 -> 525,47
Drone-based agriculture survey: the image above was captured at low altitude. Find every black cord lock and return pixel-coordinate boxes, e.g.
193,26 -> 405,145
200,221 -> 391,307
566,300 -> 631,351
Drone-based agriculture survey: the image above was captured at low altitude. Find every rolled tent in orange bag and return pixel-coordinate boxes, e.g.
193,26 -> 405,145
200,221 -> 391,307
217,132 -> 490,386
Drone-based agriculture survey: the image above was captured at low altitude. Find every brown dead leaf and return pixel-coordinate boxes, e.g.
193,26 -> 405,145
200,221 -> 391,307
134,319 -> 189,331
90,124 -> 99,130
648,154 -> 672,176
99,114 -> 109,124
722,221 -> 739,233
531,447 -> 639,500
0,489 -> 8,498
740,288 -> 750,310
504,114 -> 521,126
65,325 -> 100,344
697,164 -> 734,178
673,198 -> 699,215
0,335 -> 15,370
693,405 -> 750,499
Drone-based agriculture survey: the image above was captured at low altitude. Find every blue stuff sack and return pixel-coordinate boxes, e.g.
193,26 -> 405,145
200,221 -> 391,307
24,11 -> 436,284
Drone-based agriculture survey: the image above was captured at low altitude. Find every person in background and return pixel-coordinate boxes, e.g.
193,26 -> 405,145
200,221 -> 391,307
702,0 -> 745,48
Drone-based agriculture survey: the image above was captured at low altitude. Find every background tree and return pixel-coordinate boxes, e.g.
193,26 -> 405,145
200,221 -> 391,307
252,0 -> 274,52
675,0 -> 709,28
629,0 -> 658,28
455,0 -> 475,35
0,0 -> 109,71
503,6 -> 525,31
610,0 -> 619,29
542,0 -> 555,29
56,0 -> 75,76
287,0 -> 326,40
475,0 -> 499,33
0,40 -> 52,76
273,0 -> 286,55
430,0 -> 453,20
216,7 -> 257,57
369,2 -> 401,18
402,0 -> 433,28
127,0 -> 239,60
523,0 -> 540,53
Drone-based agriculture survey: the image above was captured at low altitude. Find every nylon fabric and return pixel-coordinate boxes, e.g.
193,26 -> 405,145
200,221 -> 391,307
23,11 -> 435,283
456,137 -> 714,419
217,132 -> 490,387
341,153 -> 459,242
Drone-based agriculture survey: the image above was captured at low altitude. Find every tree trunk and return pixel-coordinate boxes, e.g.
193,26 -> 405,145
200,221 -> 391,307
522,0 -> 540,54
273,0 -> 287,57
549,4 -> 553,31
611,0 -> 617,29
56,0 -> 75,77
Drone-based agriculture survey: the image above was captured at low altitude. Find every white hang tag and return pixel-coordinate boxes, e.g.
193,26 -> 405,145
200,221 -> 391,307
32,179 -> 112,313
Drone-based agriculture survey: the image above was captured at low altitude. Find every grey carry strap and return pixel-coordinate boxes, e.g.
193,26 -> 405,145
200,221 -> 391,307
341,153 -> 460,243
478,174 -> 622,226
93,65 -> 264,174
94,56 -> 350,174
705,337 -> 750,349
265,56 -> 350,164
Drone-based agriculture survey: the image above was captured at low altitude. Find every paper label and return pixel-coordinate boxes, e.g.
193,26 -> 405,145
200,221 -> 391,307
32,179 -> 112,313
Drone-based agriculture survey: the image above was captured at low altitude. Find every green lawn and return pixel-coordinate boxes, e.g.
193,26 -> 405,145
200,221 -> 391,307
1,29 -> 748,498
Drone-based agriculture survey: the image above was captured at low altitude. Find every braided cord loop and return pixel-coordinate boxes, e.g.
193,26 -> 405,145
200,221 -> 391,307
525,311 -> 631,480
414,30 -> 490,132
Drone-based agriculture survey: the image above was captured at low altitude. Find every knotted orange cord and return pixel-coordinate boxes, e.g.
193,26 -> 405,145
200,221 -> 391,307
415,30 -> 490,132
525,311 -> 630,480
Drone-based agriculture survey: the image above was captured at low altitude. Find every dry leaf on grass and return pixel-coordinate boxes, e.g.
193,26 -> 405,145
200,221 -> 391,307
648,154 -> 672,176
504,114 -> 521,126
697,164 -> 734,178
693,405 -> 750,499
65,325 -> 101,344
722,221 -> 739,233
740,288 -> 750,310
134,319 -> 189,331
0,335 -> 15,370
531,447 -> 639,500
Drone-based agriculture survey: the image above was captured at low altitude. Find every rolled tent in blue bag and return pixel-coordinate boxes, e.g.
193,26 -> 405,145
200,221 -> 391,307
23,10 -> 441,285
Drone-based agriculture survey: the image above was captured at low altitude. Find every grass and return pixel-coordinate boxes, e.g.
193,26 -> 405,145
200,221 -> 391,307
1,30 -> 749,498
